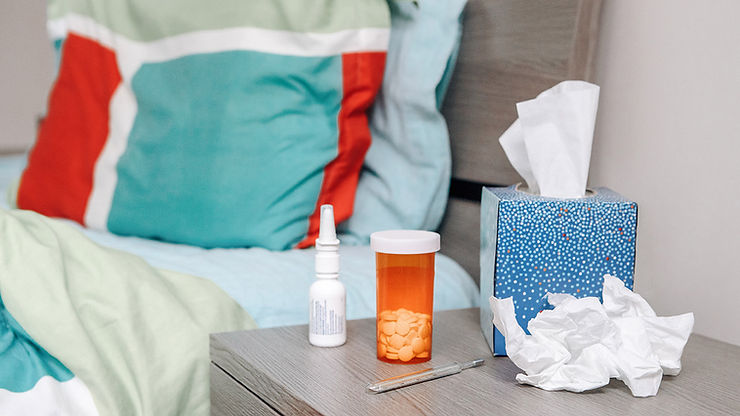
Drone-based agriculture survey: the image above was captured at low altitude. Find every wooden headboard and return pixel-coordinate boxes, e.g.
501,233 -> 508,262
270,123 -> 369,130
438,0 -> 602,285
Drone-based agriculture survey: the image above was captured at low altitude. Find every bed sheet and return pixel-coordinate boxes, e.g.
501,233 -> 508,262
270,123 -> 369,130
0,155 -> 478,327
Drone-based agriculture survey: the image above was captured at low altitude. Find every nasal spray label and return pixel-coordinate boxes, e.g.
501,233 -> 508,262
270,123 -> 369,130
310,296 -> 345,336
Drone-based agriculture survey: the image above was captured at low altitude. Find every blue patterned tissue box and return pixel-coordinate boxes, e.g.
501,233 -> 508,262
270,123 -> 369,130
479,185 -> 638,355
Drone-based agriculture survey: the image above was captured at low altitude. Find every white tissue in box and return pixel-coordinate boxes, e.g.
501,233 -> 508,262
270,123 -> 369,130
499,80 -> 599,198
489,275 -> 694,397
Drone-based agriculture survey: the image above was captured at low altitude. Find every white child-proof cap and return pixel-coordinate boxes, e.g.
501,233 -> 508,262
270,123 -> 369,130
370,230 -> 440,255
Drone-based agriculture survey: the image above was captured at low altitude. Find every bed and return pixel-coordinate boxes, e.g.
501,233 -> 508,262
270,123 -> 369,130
0,154 -> 477,329
0,0 -> 601,415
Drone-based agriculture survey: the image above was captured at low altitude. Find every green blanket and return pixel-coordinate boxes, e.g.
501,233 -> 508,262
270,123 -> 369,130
0,208 -> 256,415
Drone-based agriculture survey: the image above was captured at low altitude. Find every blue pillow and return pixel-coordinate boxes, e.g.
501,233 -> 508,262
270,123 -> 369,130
19,0 -> 390,251
339,0 -> 467,242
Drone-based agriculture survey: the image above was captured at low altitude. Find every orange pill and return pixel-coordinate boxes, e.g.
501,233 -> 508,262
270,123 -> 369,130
389,334 -> 405,350
382,321 -> 396,336
416,351 -> 429,358
420,323 -> 431,338
386,352 -> 398,360
396,320 -> 410,336
411,337 -> 425,354
398,345 -> 414,362
380,311 -> 396,321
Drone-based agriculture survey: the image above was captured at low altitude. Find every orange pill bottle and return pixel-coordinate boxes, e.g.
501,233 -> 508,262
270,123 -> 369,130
370,230 -> 440,364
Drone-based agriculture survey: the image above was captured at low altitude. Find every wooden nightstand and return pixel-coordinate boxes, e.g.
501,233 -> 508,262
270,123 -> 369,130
210,308 -> 740,415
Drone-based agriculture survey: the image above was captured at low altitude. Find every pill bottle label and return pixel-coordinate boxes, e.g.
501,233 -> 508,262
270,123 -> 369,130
310,296 -> 345,336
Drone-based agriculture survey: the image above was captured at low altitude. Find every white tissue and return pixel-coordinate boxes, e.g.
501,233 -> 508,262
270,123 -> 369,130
489,275 -> 694,397
499,80 -> 600,198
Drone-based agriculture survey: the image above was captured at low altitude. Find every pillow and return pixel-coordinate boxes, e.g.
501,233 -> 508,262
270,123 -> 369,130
17,0 -> 389,250
339,0 -> 467,242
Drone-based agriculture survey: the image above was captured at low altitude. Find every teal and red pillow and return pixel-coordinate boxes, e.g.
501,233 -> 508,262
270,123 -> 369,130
18,0 -> 389,250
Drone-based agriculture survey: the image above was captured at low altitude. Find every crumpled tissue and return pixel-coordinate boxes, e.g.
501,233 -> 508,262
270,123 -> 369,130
499,80 -> 599,198
489,275 -> 694,397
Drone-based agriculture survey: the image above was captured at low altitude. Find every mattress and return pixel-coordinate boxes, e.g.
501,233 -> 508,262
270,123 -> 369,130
0,154 -> 478,327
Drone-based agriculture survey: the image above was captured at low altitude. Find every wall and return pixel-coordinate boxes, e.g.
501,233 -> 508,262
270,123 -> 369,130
591,0 -> 740,345
2,1 -> 739,345
0,1 -> 54,153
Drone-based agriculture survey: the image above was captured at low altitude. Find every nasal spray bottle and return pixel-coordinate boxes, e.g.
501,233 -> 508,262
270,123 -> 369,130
309,204 -> 347,347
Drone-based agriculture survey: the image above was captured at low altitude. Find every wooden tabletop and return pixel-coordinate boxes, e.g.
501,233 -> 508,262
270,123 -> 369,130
210,308 -> 740,415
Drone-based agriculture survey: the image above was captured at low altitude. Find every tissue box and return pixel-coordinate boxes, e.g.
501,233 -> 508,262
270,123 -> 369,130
479,185 -> 638,355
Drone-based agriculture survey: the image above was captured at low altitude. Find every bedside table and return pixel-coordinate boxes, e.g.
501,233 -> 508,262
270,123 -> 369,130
210,308 -> 740,415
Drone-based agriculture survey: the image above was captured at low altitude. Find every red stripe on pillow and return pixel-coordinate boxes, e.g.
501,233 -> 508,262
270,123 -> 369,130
296,52 -> 387,249
18,33 -> 121,224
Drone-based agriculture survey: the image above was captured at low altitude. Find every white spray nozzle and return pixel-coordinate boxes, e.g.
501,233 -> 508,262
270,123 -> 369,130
317,204 -> 339,247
